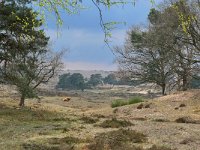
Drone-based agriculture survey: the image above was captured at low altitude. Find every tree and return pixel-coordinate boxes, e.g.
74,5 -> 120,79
56,73 -> 71,89
114,1 -> 200,94
154,1 -> 200,91
70,73 -> 85,91
171,0 -> 200,58
56,73 -> 87,91
0,0 -> 63,106
88,74 -> 103,87
104,73 -> 117,85
115,26 -> 174,95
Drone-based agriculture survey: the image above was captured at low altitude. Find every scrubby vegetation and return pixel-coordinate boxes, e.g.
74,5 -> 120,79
148,145 -> 175,150
80,116 -> 99,124
175,116 -> 200,124
99,118 -> 133,128
111,97 -> 143,108
87,129 -> 147,150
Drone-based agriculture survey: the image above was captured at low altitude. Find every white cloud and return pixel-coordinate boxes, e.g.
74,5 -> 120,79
45,28 -> 126,50
45,28 -> 125,71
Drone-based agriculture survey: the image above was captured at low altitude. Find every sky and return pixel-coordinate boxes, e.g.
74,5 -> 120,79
44,0 -> 162,71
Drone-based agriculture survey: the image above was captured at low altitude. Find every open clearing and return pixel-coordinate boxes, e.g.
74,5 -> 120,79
0,86 -> 200,150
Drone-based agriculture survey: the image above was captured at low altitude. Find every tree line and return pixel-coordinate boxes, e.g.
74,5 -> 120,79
56,73 -> 141,91
114,0 -> 200,95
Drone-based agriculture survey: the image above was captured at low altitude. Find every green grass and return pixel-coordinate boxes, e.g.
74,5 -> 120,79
111,97 -> 143,108
111,99 -> 128,108
0,105 -> 73,150
128,97 -> 143,104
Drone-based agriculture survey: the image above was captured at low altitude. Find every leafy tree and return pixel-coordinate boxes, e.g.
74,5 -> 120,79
115,1 -> 200,94
104,74 -> 117,85
171,0 -> 200,58
88,74 -> 103,87
70,73 -> 85,91
0,0 -> 63,106
56,73 -> 71,89
56,73 -> 87,91
115,27 -> 174,95
153,1 -> 200,91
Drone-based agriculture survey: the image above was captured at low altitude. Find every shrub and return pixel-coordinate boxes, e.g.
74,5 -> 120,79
111,99 -> 128,108
175,116 -> 200,124
99,118 -> 133,128
128,97 -> 143,104
87,129 -> 147,150
111,97 -> 143,108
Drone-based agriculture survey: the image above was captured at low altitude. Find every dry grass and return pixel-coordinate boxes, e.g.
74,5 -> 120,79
175,116 -> 200,124
80,116 -> 99,124
87,129 -> 147,150
98,118 -> 133,128
0,87 -> 200,150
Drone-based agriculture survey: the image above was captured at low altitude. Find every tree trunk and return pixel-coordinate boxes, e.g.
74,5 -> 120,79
161,84 -> 166,95
19,95 -> 25,107
182,75 -> 188,91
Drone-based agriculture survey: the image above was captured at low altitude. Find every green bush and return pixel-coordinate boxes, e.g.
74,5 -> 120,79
128,97 -> 143,104
111,99 -> 128,108
111,97 -> 143,108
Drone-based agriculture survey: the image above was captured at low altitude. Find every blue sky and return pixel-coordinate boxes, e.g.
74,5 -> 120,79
44,0 -> 161,71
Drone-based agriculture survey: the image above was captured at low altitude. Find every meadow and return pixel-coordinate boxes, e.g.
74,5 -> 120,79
0,85 -> 200,150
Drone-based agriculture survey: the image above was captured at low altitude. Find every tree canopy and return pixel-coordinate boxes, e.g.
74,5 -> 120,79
0,0 -> 63,106
114,0 -> 200,94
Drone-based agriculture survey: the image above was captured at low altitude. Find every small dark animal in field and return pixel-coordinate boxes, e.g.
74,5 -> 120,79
63,97 -> 71,102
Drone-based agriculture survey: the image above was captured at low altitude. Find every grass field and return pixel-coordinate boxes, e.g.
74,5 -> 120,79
0,86 -> 200,150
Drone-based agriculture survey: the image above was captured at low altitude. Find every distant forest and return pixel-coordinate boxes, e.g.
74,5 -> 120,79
56,72 -> 200,91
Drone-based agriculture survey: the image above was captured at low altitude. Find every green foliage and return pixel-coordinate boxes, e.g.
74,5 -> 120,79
56,73 -> 71,89
148,8 -> 161,24
88,74 -> 103,87
0,104 -> 73,149
111,99 -> 128,108
114,1 -> 200,94
111,97 -> 143,108
0,1 -> 62,106
56,73 -> 87,91
128,97 -> 143,104
103,73 -> 117,85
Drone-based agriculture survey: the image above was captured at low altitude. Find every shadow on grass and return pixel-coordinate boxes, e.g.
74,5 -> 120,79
98,118 -> 133,128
